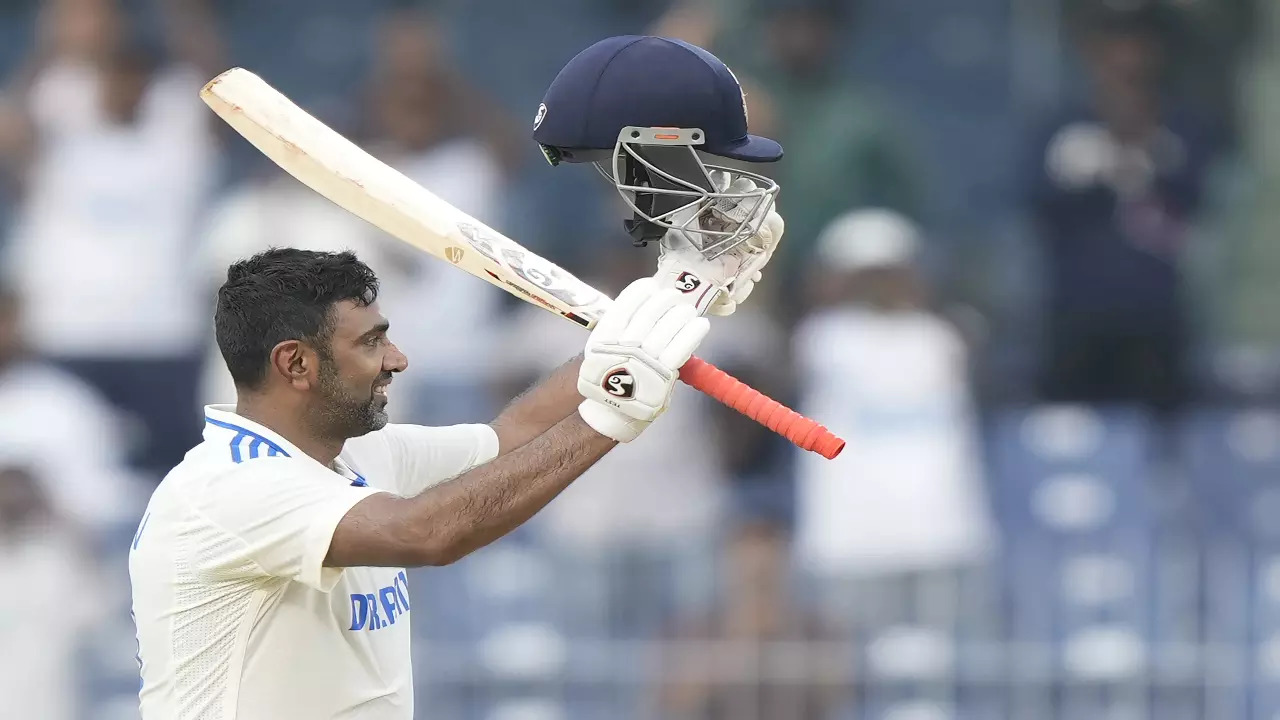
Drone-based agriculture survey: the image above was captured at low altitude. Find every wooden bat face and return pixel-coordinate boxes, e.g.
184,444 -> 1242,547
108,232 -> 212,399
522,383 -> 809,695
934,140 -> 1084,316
199,68 -> 612,330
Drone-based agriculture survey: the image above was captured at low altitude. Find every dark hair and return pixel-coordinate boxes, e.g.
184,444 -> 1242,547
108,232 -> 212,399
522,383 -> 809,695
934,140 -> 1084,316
215,248 -> 380,389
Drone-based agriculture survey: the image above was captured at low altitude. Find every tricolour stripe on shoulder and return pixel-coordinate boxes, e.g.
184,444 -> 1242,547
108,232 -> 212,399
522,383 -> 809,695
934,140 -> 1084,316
205,416 -> 291,464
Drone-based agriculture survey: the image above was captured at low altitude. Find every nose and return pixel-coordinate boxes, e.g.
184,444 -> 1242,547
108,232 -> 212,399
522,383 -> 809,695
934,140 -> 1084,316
385,343 -> 409,373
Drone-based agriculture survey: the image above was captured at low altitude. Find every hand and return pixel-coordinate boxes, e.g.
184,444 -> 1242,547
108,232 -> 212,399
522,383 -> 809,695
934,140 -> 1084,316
653,172 -> 785,317
577,277 -> 711,442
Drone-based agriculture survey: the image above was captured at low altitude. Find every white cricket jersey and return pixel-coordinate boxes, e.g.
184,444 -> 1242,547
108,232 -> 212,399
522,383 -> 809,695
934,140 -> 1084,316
128,405 -> 499,720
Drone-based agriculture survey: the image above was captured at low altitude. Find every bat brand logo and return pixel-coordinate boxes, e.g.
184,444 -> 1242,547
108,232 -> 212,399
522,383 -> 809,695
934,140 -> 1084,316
675,271 -> 701,293
533,103 -> 547,129
460,222 -> 601,308
603,368 -> 636,399
444,247 -> 464,264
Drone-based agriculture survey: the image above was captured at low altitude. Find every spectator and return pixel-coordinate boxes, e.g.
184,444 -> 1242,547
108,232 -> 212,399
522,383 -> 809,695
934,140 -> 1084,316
657,514 -> 849,720
1023,2 -> 1223,412
0,284 -> 141,534
696,0 -> 921,306
0,0 -> 223,477
791,209 -> 994,627
0,465 -> 102,720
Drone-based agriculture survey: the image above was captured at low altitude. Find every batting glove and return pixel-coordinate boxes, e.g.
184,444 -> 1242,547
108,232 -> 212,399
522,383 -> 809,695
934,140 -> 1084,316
653,173 -> 785,317
577,277 -> 710,442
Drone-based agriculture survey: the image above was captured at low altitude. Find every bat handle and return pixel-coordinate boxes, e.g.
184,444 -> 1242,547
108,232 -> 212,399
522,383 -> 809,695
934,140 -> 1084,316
678,355 -> 845,460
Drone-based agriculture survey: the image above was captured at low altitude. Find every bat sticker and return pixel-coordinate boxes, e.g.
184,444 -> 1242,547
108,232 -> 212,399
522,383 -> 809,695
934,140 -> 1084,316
457,222 -> 601,308
457,223 -> 501,262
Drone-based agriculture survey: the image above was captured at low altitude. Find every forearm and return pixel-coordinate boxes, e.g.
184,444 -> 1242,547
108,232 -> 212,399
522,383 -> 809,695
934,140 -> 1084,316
489,353 -> 584,454
327,409 -> 614,568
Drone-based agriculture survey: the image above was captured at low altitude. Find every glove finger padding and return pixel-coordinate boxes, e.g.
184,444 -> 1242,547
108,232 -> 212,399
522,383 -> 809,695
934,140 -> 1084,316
620,287 -> 683,345
708,177 -> 764,230
591,276 -> 658,345
749,211 -> 784,256
640,302 -> 700,359
657,315 -> 710,369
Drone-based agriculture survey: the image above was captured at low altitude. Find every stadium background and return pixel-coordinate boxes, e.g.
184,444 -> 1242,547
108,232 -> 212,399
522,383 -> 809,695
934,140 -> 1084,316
0,0 -> 1277,718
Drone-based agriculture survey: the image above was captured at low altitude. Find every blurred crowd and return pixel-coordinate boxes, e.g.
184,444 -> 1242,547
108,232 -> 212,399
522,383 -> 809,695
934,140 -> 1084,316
0,0 -> 1275,718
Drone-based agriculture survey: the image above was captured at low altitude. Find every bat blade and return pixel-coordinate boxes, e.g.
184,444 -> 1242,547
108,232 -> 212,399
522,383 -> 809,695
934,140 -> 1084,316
200,68 -> 609,328
199,68 -> 845,459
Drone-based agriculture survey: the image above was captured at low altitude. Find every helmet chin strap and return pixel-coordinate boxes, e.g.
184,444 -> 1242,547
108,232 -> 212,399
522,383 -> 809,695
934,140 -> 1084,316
620,155 -> 666,248
619,144 -> 715,248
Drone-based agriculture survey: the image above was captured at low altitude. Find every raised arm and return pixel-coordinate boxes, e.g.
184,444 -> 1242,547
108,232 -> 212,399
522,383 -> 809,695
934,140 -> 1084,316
488,354 -> 584,455
327,411 -> 613,567
326,278 -> 710,568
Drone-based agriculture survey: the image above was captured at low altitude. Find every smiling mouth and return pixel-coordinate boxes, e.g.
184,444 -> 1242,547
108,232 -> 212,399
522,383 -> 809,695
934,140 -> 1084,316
373,381 -> 391,398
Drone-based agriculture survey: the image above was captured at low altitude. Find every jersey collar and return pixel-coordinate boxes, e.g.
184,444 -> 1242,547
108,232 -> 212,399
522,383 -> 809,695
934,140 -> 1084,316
204,404 -> 305,460
203,405 -> 369,487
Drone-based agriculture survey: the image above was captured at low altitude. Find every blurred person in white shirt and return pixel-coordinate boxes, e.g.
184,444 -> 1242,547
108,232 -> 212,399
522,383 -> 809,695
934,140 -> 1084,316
0,0 -> 222,478
0,464 -> 102,720
0,283 -> 142,535
792,209 -> 995,627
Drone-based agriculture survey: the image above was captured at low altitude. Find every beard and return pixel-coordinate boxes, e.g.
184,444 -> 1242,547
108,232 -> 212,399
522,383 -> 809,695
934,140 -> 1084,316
313,355 -> 390,439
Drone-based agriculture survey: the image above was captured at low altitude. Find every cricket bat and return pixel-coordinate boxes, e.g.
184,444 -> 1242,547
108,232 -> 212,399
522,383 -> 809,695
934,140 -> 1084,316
199,68 -> 844,459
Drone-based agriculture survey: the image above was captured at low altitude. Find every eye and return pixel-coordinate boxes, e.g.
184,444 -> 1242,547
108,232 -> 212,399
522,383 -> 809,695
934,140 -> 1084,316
364,333 -> 385,347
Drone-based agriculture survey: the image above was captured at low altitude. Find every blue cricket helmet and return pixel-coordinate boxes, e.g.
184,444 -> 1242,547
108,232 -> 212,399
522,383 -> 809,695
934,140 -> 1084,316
533,35 -> 783,164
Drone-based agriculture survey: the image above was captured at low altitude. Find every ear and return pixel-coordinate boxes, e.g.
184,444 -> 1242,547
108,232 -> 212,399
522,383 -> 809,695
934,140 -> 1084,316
269,339 -> 318,390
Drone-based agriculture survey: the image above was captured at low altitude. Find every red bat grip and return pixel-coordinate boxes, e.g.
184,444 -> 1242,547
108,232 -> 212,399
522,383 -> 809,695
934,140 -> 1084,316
678,355 -> 845,459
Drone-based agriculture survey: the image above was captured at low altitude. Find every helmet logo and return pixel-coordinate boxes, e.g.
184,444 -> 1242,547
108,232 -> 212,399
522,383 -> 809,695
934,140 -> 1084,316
533,103 -> 548,129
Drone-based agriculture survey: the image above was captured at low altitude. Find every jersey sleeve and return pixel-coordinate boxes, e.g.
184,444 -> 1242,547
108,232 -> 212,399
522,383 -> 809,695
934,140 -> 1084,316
373,423 -> 500,497
193,462 -> 382,592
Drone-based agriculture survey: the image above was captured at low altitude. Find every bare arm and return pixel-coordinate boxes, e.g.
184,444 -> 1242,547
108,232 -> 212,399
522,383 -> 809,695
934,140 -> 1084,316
488,354 -> 584,454
326,409 -> 614,568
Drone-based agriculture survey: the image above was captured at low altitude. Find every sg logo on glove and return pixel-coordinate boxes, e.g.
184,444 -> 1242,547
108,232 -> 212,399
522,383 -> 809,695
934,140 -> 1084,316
602,368 -> 636,399
675,271 -> 702,293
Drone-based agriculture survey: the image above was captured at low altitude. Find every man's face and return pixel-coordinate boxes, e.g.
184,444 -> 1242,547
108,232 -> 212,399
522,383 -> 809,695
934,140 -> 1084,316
103,64 -> 149,124
50,0 -> 120,60
311,300 -> 407,438
1090,32 -> 1162,95
0,467 -> 49,531
767,9 -> 835,78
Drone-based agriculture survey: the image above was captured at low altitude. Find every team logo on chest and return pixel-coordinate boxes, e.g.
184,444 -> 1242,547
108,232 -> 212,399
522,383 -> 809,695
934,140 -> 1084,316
349,570 -> 412,631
